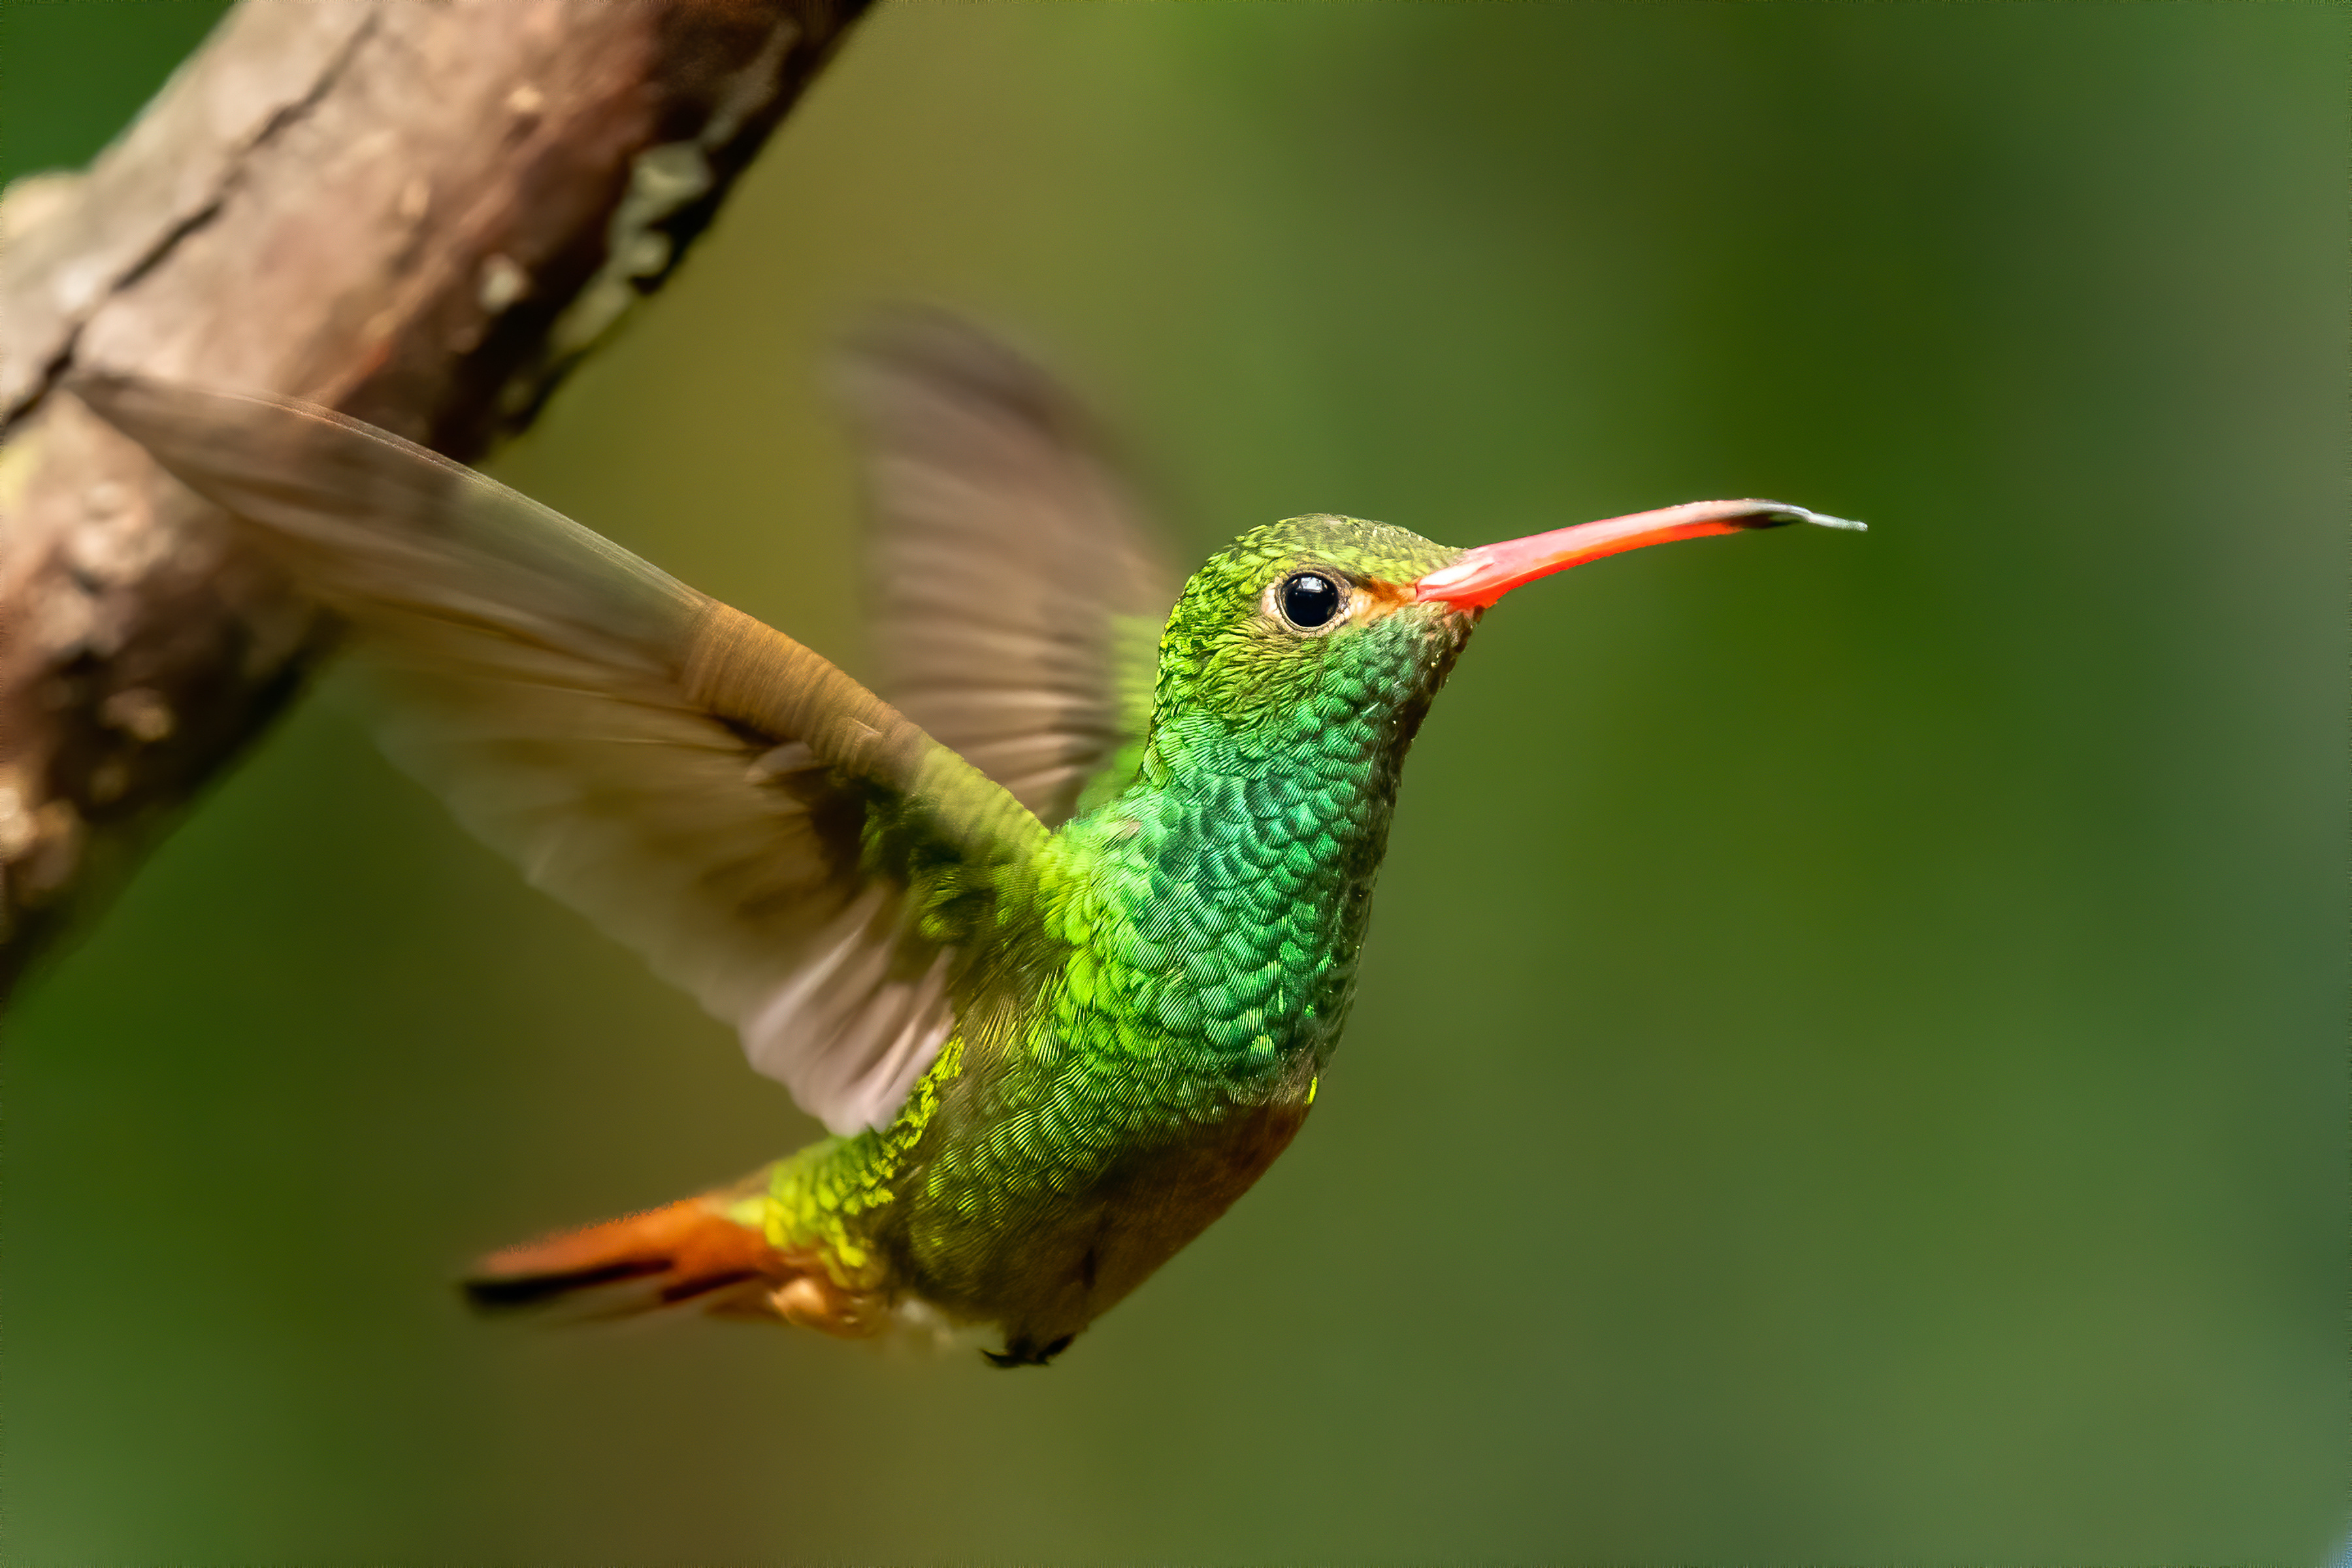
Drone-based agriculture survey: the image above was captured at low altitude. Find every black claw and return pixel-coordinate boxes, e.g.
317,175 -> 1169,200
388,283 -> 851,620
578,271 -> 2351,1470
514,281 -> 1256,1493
982,1332 -> 1077,1368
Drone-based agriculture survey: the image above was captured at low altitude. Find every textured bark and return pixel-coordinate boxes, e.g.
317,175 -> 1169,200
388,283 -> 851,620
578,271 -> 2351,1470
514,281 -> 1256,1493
0,0 -> 869,994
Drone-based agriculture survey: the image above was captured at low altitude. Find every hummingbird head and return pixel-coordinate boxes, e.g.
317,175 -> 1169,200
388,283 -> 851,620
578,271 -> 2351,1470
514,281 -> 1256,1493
1147,514 -> 1471,760
1147,500 -> 1863,759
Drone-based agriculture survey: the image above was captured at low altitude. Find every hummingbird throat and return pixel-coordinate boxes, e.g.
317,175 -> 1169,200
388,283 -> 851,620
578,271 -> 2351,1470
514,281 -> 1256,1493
1041,606 -> 1469,1097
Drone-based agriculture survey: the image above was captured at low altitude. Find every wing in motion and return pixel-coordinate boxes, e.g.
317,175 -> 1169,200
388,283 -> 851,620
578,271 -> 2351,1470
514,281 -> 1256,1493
838,314 -> 1175,827
71,373 -> 1043,1135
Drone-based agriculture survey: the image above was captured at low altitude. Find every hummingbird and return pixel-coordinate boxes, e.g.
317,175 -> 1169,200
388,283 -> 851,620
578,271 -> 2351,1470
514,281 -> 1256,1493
71,321 -> 1859,1366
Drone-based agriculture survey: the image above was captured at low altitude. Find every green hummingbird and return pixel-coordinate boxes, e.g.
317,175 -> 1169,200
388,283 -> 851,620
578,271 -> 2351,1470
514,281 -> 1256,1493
72,321 -> 1859,1366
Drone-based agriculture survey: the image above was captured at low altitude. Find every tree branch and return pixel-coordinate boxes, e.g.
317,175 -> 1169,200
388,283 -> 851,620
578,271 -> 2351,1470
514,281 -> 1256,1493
0,0 -> 870,994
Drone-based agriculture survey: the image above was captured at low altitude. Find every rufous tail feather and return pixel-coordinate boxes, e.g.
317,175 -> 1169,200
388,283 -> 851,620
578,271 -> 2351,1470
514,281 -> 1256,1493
464,1194 -> 796,1319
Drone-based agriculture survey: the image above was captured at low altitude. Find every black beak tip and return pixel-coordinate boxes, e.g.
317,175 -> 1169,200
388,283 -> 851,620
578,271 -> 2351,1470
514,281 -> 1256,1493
1751,502 -> 1867,533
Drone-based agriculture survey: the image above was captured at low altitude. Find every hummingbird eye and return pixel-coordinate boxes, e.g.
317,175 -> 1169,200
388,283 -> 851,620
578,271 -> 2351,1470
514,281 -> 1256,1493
1277,572 -> 1344,631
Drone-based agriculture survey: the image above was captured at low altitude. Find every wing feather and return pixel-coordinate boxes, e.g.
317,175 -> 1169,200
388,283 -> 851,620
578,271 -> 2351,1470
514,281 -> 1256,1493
836,316 -> 1174,827
72,374 -> 1041,1135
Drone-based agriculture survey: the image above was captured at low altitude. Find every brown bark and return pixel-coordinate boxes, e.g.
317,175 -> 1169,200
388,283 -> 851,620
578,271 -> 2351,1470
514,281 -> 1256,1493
0,0 -> 870,994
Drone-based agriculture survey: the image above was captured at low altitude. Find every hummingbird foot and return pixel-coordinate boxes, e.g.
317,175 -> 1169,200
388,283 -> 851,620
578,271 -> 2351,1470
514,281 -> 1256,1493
982,1332 -> 1076,1369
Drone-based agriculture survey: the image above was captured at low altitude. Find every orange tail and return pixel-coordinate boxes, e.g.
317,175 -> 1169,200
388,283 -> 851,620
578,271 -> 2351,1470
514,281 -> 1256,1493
464,1195 -> 797,1319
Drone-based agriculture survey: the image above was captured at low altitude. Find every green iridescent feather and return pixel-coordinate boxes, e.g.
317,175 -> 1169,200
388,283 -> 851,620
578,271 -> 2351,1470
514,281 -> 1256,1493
753,517 -> 1472,1353
75,333 -> 1851,1363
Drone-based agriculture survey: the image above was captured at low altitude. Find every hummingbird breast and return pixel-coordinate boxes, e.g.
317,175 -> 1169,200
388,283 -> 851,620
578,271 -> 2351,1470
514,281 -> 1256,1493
809,606 -> 1473,1354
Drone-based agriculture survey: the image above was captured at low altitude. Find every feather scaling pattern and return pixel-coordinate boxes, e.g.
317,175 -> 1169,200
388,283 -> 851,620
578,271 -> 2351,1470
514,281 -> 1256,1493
72,334 -> 1848,1362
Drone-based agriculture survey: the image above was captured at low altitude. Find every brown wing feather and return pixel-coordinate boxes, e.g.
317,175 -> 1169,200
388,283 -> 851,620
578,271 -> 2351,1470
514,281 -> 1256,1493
837,314 -> 1175,827
71,374 -> 1041,1135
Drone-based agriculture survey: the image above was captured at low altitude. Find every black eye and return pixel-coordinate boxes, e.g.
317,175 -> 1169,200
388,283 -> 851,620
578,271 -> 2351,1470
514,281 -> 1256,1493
1278,572 -> 1343,630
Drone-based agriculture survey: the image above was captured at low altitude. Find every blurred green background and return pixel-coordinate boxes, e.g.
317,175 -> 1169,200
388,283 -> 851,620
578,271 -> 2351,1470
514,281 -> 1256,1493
5,2 -> 2342,1561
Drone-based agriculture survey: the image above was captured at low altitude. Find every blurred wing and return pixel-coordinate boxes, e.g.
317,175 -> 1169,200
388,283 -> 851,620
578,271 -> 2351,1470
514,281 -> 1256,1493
836,315 -> 1175,828
72,374 -> 1043,1135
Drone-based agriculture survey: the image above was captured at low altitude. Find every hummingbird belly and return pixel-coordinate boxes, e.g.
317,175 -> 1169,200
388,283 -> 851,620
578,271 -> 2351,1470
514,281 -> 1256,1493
897,1095 -> 1312,1365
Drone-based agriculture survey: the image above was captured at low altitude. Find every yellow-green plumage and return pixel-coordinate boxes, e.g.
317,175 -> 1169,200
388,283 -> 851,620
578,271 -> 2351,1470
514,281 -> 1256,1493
71,319 -> 1853,1365
758,517 -> 1473,1362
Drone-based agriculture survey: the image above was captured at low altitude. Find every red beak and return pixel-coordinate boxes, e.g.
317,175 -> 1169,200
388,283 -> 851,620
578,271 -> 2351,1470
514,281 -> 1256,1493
1412,499 -> 1865,611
